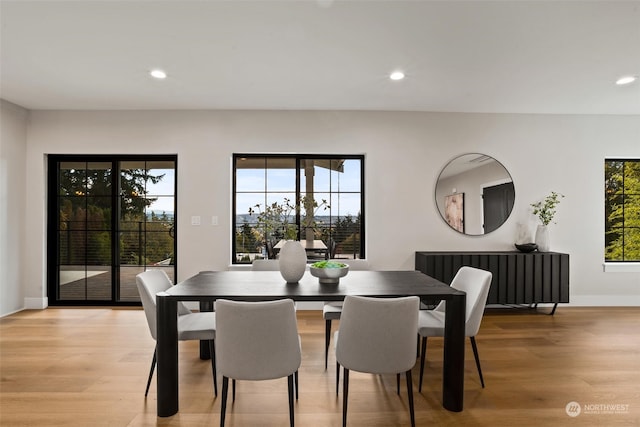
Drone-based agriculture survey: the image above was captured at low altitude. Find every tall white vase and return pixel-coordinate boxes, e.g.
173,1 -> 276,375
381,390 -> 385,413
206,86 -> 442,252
278,241 -> 307,283
535,225 -> 550,252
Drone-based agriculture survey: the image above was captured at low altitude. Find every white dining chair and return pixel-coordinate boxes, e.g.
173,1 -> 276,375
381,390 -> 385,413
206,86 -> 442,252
215,298 -> 301,427
251,259 -> 280,271
322,259 -> 371,369
418,266 -> 492,391
136,269 -> 217,397
251,259 -> 301,311
335,295 -> 419,427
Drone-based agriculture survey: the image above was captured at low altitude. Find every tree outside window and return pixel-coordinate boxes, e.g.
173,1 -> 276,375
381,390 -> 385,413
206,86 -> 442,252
605,159 -> 640,261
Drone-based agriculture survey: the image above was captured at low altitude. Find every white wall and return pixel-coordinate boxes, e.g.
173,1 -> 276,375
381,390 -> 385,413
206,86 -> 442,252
12,110 -> 640,314
0,100 -> 29,315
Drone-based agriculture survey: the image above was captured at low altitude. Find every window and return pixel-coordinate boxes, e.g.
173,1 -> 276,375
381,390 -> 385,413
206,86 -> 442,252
233,154 -> 364,264
605,159 -> 640,262
47,155 -> 177,305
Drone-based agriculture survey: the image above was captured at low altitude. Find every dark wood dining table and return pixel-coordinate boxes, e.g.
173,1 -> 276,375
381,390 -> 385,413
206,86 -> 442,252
155,270 -> 467,417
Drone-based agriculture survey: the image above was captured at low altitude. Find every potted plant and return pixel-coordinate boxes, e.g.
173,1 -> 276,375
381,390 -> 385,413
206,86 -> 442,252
249,198 -> 298,243
530,191 -> 564,251
249,196 -> 330,245
300,195 -> 330,244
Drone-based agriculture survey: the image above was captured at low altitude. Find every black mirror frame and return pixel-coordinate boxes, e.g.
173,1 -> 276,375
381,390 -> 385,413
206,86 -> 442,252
435,153 -> 515,236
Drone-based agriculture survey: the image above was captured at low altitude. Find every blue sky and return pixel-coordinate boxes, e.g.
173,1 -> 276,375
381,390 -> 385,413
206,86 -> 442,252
146,159 -> 363,217
236,159 -> 362,218
146,168 -> 175,213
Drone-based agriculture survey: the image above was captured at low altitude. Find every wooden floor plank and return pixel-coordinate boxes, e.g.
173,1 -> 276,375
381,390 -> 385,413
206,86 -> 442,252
1,307 -> 639,426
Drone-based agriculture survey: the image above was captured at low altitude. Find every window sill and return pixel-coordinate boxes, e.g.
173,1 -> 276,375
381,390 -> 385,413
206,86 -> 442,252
603,262 -> 640,273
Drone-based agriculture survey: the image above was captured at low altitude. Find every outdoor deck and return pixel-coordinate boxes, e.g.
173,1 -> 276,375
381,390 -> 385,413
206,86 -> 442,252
58,265 -> 173,302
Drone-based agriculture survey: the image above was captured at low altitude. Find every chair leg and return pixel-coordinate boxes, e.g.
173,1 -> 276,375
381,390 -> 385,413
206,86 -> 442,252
405,370 -> 416,427
288,374 -> 295,427
342,368 -> 350,427
220,376 -> 229,427
209,340 -> 217,396
396,373 -> 400,395
232,379 -> 236,402
144,348 -> 156,397
416,334 -> 420,358
336,362 -> 340,395
418,337 -> 427,392
294,370 -> 299,400
325,319 -> 332,370
470,336 -> 485,388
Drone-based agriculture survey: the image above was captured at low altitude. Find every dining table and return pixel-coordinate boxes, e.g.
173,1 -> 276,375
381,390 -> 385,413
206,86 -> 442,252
155,269 -> 467,417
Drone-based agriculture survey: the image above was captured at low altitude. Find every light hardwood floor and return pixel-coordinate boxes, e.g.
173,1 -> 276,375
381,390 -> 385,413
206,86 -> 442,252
1,307 -> 639,426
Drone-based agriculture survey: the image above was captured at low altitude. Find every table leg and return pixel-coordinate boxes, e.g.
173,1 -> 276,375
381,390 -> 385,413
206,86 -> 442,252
442,291 -> 465,412
157,292 -> 179,417
199,300 -> 214,359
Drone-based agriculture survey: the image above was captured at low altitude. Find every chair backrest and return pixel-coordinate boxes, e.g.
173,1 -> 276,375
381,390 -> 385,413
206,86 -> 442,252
136,269 -> 191,340
215,299 -> 301,381
251,259 -> 280,271
434,266 -> 492,336
336,295 -> 419,375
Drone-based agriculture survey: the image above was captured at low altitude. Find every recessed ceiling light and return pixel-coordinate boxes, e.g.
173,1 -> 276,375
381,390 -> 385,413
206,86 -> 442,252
390,71 -> 405,81
150,69 -> 167,79
615,75 -> 636,85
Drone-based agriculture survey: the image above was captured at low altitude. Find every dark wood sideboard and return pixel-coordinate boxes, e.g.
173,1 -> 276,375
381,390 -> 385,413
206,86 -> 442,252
415,251 -> 569,314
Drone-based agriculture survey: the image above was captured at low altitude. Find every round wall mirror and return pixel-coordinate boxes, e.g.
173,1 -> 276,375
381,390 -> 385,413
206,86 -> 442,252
435,153 -> 515,235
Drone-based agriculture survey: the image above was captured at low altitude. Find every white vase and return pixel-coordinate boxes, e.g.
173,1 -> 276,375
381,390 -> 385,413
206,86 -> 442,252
278,241 -> 307,283
535,225 -> 550,252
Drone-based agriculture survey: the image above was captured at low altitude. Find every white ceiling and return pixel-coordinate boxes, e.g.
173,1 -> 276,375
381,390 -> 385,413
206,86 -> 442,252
1,0 -> 639,114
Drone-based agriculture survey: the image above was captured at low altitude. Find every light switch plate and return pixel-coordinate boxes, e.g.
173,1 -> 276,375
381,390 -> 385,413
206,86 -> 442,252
191,216 -> 201,226
211,216 -> 219,226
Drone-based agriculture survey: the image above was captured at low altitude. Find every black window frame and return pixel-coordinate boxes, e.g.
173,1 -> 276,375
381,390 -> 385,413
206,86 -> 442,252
232,153 -> 365,264
605,158 -> 640,262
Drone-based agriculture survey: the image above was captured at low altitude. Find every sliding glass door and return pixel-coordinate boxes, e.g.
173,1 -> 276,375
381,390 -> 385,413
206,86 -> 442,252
47,155 -> 177,305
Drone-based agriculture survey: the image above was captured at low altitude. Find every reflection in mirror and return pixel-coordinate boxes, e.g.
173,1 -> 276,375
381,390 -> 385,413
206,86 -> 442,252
435,154 -> 515,235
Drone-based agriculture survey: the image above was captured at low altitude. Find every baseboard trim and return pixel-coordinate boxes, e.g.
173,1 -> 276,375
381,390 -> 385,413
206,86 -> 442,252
568,295 -> 640,307
0,307 -> 25,318
24,297 -> 48,309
